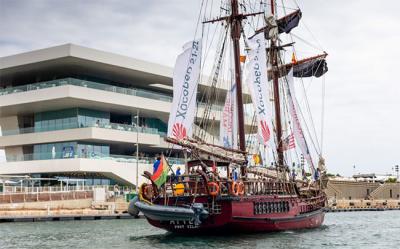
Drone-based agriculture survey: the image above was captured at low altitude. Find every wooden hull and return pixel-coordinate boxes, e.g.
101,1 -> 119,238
139,194 -> 326,234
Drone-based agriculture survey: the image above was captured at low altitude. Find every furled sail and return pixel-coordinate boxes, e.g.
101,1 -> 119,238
245,33 -> 273,146
252,9 -> 302,39
167,40 -> 202,139
220,83 -> 238,149
293,57 -> 328,78
286,69 -> 315,174
267,53 -> 328,80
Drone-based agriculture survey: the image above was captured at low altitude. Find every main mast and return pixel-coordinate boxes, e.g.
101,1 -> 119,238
269,0 -> 285,168
230,0 -> 246,175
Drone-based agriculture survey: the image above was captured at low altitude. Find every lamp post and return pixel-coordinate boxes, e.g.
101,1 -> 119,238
395,165 -> 399,200
134,110 -> 139,193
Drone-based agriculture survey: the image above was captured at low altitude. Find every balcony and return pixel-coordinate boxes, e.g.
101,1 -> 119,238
0,78 -> 224,109
0,78 -> 227,113
1,121 -> 165,137
5,152 -> 185,165
0,78 -> 173,102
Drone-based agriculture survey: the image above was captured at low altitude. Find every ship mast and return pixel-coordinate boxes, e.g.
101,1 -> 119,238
269,0 -> 285,168
230,0 -> 246,176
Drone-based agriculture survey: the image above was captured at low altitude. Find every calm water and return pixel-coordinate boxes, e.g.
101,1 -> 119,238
0,211 -> 399,249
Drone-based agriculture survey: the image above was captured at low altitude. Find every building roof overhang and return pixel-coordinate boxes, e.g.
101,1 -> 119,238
0,44 -> 248,102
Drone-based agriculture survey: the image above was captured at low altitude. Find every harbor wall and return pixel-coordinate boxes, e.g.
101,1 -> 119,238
325,180 -> 400,200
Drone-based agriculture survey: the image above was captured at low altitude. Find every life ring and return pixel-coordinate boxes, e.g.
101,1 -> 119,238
140,183 -> 154,201
238,181 -> 245,195
207,182 -> 220,196
230,182 -> 240,196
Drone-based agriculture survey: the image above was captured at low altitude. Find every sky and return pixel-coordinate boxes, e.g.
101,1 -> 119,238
0,0 -> 399,177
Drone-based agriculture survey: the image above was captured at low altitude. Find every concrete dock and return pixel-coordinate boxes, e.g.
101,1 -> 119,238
0,213 -> 138,223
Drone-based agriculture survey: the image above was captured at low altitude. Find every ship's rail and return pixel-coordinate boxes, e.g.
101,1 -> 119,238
154,173 -> 301,199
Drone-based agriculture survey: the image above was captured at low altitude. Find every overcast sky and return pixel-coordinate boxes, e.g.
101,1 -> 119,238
0,0 -> 399,177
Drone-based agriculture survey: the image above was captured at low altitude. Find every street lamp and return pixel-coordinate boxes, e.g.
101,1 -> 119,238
395,165 -> 399,200
134,110 -> 139,193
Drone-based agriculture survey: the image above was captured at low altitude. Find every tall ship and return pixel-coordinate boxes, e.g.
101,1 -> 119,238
131,0 -> 329,234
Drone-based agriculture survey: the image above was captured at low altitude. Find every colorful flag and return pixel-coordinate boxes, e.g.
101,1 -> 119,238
167,40 -> 202,140
151,155 -> 170,188
282,133 -> 296,151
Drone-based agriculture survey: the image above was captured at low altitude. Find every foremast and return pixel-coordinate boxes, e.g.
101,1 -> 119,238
230,0 -> 246,176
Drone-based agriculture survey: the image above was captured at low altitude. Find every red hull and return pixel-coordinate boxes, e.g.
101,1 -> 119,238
144,195 -> 326,234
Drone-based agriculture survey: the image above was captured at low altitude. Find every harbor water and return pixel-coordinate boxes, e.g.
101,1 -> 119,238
0,211 -> 399,249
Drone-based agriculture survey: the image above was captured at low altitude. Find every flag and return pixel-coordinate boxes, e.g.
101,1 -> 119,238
282,133 -> 296,151
220,83 -> 237,149
291,52 -> 297,64
245,33 -> 273,146
167,40 -> 202,140
151,155 -> 170,188
286,69 -> 315,174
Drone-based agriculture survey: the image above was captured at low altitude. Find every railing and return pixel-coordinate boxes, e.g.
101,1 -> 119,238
1,185 -> 130,194
0,185 -> 136,204
5,152 -> 186,165
0,77 -> 226,112
1,121 -> 164,137
0,77 -> 173,102
0,191 -> 94,204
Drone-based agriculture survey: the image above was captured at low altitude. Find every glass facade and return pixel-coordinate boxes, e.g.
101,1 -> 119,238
141,117 -> 167,133
34,108 -> 110,132
77,108 -> 109,127
33,142 -> 77,160
77,142 -> 110,158
33,142 -> 109,160
34,109 -> 78,132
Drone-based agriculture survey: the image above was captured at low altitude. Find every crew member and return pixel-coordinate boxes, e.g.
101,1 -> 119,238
175,166 -> 181,177
153,156 -> 161,174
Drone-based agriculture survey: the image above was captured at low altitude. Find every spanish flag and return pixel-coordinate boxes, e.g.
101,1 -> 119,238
151,155 -> 170,188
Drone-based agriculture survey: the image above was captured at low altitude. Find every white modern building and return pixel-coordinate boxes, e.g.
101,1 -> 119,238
0,44 -> 253,187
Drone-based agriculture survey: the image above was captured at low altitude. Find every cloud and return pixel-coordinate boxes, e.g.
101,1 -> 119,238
0,0 -> 399,176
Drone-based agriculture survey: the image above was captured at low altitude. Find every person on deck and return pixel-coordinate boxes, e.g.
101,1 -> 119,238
175,166 -> 181,177
232,168 -> 238,181
175,166 -> 182,182
291,168 -> 297,180
153,156 -> 161,174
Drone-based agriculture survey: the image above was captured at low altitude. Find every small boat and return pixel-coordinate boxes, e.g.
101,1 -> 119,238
135,201 -> 209,224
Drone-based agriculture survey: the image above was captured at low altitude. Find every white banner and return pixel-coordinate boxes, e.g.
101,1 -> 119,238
245,33 -> 272,146
286,69 -> 315,172
220,83 -> 237,149
167,40 -> 202,139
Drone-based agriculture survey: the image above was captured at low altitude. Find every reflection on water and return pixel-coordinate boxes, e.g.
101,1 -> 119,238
0,211 -> 399,249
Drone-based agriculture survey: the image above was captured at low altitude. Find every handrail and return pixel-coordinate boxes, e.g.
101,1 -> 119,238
1,121 -> 163,137
5,152 -> 186,165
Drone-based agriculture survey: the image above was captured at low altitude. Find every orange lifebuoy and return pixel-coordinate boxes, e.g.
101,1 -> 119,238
238,181 -> 245,195
208,182 -> 220,196
231,182 -> 240,196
